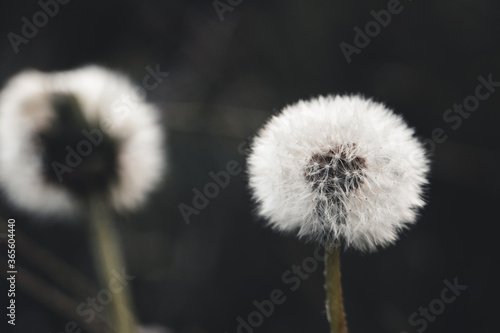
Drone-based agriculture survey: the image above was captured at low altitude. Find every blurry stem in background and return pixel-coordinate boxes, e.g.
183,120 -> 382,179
0,217 -> 97,299
324,245 -> 348,333
88,195 -> 137,333
0,260 -> 105,333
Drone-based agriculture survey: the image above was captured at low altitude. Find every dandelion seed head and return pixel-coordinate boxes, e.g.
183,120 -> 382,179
0,66 -> 165,217
248,95 -> 429,252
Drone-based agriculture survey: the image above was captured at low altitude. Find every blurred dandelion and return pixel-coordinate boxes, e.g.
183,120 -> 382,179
248,95 -> 429,332
0,66 -> 166,333
0,66 -> 165,216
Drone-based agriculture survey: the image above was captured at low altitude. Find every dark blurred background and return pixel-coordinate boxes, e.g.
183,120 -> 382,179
0,0 -> 499,332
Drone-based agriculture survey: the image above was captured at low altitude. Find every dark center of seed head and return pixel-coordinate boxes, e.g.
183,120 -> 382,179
305,144 -> 366,198
40,93 -> 118,197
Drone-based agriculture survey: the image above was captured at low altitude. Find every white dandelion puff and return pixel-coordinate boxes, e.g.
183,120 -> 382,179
0,65 -> 165,217
0,65 -> 167,333
248,94 -> 429,252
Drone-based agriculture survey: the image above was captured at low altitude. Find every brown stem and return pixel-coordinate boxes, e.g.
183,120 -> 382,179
324,245 -> 348,333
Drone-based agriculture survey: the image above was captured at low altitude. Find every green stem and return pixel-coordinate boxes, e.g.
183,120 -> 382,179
324,245 -> 348,333
88,196 -> 136,333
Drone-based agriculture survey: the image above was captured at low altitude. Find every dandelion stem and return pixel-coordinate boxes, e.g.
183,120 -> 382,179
325,245 -> 348,333
88,195 -> 136,333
